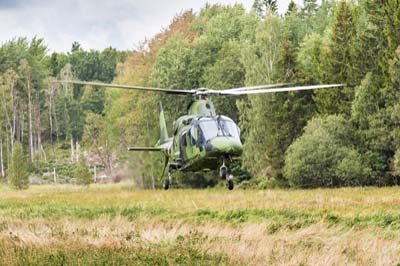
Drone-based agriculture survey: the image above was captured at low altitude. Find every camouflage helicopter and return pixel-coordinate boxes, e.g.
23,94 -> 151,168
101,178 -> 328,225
62,80 -> 343,190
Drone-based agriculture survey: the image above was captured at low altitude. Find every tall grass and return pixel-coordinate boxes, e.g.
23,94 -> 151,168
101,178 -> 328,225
0,185 -> 400,265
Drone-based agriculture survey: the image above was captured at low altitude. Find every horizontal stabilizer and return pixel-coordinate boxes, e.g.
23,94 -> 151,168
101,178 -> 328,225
127,147 -> 163,151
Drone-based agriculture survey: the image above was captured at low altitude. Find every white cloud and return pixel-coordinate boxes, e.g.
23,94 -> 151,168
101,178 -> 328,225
0,0 -> 298,53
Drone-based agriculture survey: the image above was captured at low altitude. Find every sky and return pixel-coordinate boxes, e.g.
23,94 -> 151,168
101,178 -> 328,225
0,0 -> 297,53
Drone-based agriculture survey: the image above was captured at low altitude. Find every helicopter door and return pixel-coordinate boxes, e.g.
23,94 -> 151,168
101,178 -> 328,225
179,131 -> 188,161
185,127 -> 200,161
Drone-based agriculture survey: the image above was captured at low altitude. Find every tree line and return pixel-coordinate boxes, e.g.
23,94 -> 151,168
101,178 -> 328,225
2,0 -> 400,189
0,38 -> 126,187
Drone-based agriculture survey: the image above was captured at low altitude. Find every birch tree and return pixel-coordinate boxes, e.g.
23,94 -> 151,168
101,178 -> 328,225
18,59 -> 34,162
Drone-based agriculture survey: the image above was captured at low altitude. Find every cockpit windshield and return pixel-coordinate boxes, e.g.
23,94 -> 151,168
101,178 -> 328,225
197,118 -> 240,143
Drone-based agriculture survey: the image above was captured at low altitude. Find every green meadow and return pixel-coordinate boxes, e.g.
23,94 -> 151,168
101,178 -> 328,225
0,185 -> 400,265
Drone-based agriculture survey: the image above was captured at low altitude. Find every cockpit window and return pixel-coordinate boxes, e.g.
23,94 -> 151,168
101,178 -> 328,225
221,120 -> 240,139
197,118 -> 240,142
198,121 -> 218,142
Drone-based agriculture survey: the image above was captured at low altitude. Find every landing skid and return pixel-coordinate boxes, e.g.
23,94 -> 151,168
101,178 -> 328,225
162,160 -> 234,190
163,166 -> 172,190
220,158 -> 234,190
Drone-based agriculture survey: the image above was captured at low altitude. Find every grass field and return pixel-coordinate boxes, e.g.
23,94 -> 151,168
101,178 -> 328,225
0,185 -> 400,265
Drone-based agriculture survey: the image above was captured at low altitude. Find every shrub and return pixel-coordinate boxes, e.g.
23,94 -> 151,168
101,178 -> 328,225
74,157 -> 92,186
8,142 -> 30,189
283,115 -> 371,188
393,149 -> 400,176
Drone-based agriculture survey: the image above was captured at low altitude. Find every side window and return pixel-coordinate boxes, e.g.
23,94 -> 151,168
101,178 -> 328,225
189,127 -> 197,145
197,125 -> 205,144
180,132 -> 187,147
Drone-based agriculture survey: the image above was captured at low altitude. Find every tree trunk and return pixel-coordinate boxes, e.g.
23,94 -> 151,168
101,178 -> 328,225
36,98 -> 42,160
49,91 -> 54,159
54,108 -> 59,143
76,141 -> 79,162
151,173 -> 155,190
16,112 -> 21,143
0,139 -> 4,178
6,134 -> 10,165
53,168 -> 57,184
11,79 -> 16,149
47,81 -> 57,159
105,141 -> 113,179
28,77 -> 34,162
71,137 -> 74,162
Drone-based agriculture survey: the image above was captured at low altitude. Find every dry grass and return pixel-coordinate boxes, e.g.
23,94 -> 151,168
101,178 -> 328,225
1,184 -> 400,265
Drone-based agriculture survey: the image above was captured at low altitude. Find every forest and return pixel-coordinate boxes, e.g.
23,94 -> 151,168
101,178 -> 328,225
1,0 -> 400,189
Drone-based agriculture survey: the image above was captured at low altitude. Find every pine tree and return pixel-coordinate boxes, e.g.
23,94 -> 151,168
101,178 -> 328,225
8,142 -> 29,189
286,1 -> 298,15
302,0 -> 318,16
381,0 -> 400,102
314,1 -> 357,115
352,1 -> 385,84
253,0 -> 278,17
329,1 -> 356,85
383,0 -> 400,65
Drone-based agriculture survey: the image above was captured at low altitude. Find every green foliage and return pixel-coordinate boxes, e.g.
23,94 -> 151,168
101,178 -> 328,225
286,1 -> 298,15
74,157 -> 92,186
302,0 -> 318,17
253,0 -> 278,16
239,13 -> 283,176
68,46 -> 125,83
8,143 -> 29,189
352,1 -> 385,83
327,1 -> 356,85
151,35 -> 193,121
393,148 -> 400,176
351,73 -> 381,129
383,0 -> 400,76
386,47 -> 400,104
284,115 -> 371,188
297,33 -> 326,83
239,13 -> 315,182
313,1 -> 357,115
203,42 -> 245,120
83,112 -> 116,180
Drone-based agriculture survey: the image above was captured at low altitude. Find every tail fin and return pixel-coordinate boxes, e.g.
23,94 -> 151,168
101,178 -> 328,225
158,102 -> 169,144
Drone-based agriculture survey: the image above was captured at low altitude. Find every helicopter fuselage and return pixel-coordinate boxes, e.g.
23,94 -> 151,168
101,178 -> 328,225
168,99 -> 243,172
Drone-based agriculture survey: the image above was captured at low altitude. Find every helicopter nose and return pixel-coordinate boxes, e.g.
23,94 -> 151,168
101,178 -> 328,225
205,136 -> 243,156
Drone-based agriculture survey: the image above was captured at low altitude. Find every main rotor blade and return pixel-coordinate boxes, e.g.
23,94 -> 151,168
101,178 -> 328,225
219,84 -> 345,96
223,83 -> 294,92
58,80 -> 195,95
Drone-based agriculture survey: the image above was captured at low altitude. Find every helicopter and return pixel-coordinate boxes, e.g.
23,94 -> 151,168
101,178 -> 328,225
61,80 -> 343,190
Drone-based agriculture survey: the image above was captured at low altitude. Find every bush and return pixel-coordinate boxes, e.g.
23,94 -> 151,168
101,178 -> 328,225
74,157 -> 92,186
230,161 -> 252,184
283,115 -> 371,188
393,149 -> 400,176
8,142 -> 30,189
175,171 -> 218,189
